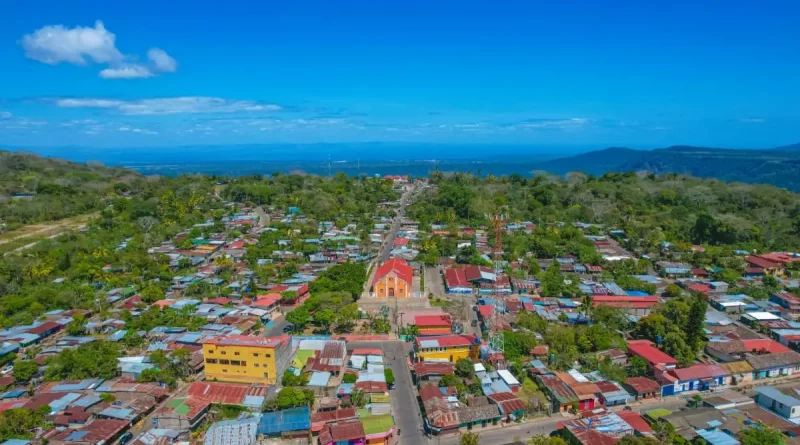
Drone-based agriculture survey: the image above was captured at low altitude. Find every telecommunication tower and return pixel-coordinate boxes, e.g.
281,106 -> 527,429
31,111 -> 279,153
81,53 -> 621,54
488,212 -> 506,365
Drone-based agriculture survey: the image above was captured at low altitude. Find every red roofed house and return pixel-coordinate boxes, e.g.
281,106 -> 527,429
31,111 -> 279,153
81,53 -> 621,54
623,377 -> 662,400
771,291 -> 800,320
592,296 -> 659,316
319,420 -> 366,445
49,419 -> 129,445
444,268 -> 472,294
26,321 -> 63,340
371,258 -> 413,298
626,340 -> 677,372
413,314 -> 452,336
745,256 -> 782,275
253,293 -> 282,319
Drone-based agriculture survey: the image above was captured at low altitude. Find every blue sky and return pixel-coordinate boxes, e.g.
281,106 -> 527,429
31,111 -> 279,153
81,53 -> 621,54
0,0 -> 798,151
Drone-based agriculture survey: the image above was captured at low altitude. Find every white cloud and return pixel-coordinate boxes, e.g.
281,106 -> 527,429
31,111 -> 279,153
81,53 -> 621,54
147,48 -> 177,73
55,96 -> 281,115
0,112 -> 11,119
21,21 -> 177,79
739,118 -> 766,124
57,98 -> 124,108
118,126 -> 157,135
99,65 -> 155,79
21,21 -> 123,65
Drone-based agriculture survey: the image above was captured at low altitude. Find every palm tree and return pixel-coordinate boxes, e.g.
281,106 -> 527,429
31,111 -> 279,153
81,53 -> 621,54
580,293 -> 593,321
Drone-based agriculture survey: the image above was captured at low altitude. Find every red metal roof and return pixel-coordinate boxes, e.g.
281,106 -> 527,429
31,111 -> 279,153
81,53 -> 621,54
51,419 -> 129,444
393,237 -> 409,246
626,340 -> 677,366
203,334 -> 288,348
616,410 -> 653,434
372,258 -> 413,286
311,408 -> 357,432
351,348 -> 383,356
741,339 -> 792,354
477,305 -> 494,317
746,255 -> 779,269
688,284 -> 712,293
27,321 -> 61,335
624,377 -> 661,394
413,362 -> 455,377
329,420 -> 365,442
416,334 -> 477,348
444,268 -> 470,288
414,314 -> 452,327
253,293 -> 281,307
353,381 -> 388,393
669,364 -> 729,381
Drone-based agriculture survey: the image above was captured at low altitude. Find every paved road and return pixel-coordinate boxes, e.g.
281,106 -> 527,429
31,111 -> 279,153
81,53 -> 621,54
263,315 -> 291,337
379,186 -> 415,263
348,340 -> 427,445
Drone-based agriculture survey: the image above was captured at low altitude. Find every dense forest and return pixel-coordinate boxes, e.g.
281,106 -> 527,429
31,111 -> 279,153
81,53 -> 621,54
0,150 -> 140,228
408,171 -> 800,254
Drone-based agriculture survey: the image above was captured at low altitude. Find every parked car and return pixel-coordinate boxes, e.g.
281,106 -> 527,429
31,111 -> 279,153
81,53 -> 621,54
471,319 -> 478,327
120,432 -> 133,445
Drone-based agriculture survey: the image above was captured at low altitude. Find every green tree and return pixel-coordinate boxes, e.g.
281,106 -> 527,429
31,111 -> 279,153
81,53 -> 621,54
740,424 -> 786,445
45,341 -> 122,381
540,262 -> 565,297
663,284 -> 682,299
141,284 -> 165,303
285,307 -> 311,331
686,294 -> 708,352
342,373 -> 357,384
336,303 -> 359,332
384,368 -> 395,386
66,313 -> 86,336
662,332 -> 695,367
271,387 -> 314,410
350,389 -> 367,408
12,360 -> 38,383
314,309 -> 336,332
460,432 -> 480,445
628,356 -> 649,377
455,358 -> 475,379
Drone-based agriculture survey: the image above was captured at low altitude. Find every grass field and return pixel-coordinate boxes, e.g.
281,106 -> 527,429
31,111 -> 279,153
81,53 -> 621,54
0,213 -> 95,255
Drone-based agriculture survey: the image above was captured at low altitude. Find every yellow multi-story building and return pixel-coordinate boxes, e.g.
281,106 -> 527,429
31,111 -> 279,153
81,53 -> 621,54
414,334 -> 479,363
202,334 -> 290,384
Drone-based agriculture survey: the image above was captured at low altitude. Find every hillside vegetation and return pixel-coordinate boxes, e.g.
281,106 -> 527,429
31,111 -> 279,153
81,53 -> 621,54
0,151 -> 140,229
409,171 -> 800,254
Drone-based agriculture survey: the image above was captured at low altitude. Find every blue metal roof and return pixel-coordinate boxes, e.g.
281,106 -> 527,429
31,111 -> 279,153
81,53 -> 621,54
696,429 -> 740,445
258,407 -> 310,435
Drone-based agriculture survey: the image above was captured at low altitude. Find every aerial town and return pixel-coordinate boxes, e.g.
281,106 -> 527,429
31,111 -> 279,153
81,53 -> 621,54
2,166 -> 800,445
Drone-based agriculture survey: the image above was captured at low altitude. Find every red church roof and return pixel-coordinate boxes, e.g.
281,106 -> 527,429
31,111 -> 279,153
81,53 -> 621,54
372,258 -> 413,286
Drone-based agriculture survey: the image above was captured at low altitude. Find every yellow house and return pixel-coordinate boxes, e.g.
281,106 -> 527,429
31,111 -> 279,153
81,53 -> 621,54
414,334 -> 479,363
203,334 -> 290,384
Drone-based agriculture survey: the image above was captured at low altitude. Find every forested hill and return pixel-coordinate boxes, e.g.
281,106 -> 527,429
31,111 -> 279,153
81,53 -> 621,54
0,150 -> 141,228
536,145 -> 800,191
409,172 -> 800,253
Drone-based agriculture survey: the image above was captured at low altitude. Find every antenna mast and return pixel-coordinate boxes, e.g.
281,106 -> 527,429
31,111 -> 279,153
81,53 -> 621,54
489,212 -> 506,367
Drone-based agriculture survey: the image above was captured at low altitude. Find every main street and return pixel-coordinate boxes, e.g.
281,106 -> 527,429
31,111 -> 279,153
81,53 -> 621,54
347,340 -> 427,445
378,185 -> 415,262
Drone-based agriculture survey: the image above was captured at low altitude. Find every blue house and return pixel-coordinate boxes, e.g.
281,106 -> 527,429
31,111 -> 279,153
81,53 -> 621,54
660,364 -> 729,397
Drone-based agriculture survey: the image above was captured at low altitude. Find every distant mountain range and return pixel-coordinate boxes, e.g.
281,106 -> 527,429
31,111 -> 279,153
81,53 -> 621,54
536,144 -> 800,191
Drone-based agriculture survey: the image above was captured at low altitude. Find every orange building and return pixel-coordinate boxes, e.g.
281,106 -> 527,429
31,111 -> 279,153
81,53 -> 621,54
413,314 -> 452,336
371,258 -> 413,298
